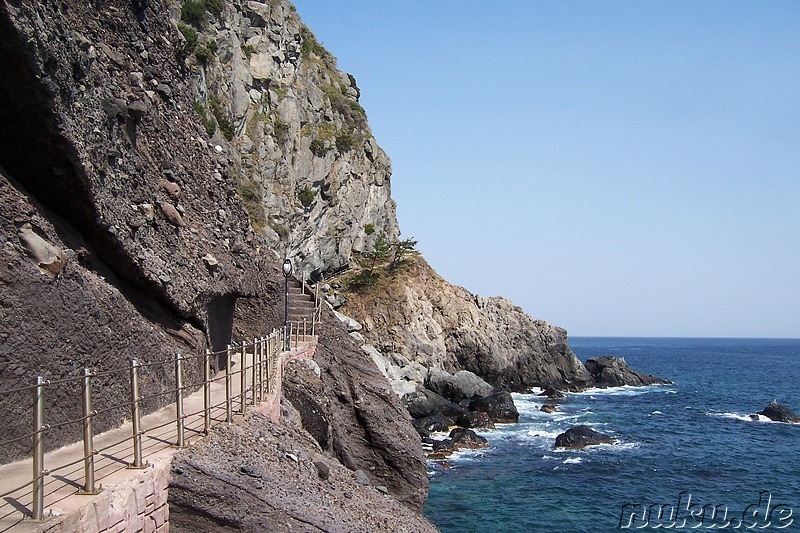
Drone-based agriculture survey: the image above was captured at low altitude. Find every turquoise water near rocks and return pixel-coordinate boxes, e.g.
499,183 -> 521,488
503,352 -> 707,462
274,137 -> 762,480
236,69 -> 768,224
423,337 -> 800,531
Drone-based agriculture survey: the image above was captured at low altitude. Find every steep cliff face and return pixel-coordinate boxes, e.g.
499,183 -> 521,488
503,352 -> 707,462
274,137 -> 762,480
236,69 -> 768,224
191,0 -> 400,279
340,256 -> 591,392
0,0 -> 426,511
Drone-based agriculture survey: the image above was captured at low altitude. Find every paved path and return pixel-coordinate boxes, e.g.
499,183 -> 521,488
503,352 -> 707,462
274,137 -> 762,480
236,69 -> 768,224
0,340 -> 309,532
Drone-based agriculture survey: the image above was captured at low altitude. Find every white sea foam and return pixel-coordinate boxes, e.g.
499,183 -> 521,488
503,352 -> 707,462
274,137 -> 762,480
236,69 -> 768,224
706,411 -> 798,425
563,457 -> 583,464
571,384 -> 674,397
649,410 -> 663,416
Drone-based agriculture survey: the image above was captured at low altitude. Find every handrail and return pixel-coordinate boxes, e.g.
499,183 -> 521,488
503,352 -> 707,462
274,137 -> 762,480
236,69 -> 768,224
0,326 -> 300,522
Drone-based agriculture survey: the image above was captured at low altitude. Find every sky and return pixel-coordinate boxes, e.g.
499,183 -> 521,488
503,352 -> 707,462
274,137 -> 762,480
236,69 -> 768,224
291,1 -> 800,338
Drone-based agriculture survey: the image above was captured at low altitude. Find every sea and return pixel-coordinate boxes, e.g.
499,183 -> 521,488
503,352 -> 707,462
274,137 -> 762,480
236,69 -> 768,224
423,337 -> 800,532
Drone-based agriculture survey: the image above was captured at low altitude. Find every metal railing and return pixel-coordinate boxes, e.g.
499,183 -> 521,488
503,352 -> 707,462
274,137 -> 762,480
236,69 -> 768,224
0,325 -> 314,523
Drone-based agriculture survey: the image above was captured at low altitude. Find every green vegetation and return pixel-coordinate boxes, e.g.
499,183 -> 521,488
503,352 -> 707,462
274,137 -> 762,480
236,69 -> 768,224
209,94 -> 234,140
364,223 -> 375,236
309,138 -> 329,157
335,131 -> 353,152
322,84 -> 366,130
297,186 -> 315,208
178,23 -> 198,53
180,1 -> 207,26
194,44 -> 214,64
317,122 -> 336,142
204,0 -> 223,17
193,100 -> 216,136
181,0 -> 223,27
389,237 -> 418,270
272,117 -> 289,141
245,111 -> 268,140
241,43 -> 255,57
349,235 -> 419,292
237,179 -> 266,232
300,25 -> 330,60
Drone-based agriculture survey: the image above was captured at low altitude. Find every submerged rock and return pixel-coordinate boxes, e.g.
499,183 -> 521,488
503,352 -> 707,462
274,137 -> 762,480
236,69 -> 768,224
554,425 -> 614,449
757,401 -> 800,423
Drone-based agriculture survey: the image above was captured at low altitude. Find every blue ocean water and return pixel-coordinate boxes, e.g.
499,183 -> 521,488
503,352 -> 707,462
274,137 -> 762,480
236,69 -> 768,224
423,337 -> 800,531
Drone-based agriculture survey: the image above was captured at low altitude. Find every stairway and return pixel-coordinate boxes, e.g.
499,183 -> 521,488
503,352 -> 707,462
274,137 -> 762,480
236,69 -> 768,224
285,277 -> 317,328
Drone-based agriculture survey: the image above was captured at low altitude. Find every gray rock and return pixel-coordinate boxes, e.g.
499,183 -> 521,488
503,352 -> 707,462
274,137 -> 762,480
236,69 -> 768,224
353,469 -> 370,486
240,465 -> 263,478
584,356 -> 671,388
426,369 -> 492,402
333,310 -> 362,332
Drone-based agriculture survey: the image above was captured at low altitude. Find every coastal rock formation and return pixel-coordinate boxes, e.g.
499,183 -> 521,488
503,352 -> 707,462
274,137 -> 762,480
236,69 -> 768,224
341,255 -> 592,393
169,412 -> 436,532
0,0 -> 427,515
469,391 -> 520,423
757,401 -> 800,423
554,425 -> 615,449
584,356 -> 671,388
194,0 -> 400,278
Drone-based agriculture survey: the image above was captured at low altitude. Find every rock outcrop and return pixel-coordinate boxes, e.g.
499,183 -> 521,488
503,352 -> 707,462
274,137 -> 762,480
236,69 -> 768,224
584,356 -> 671,388
194,0 -> 400,279
340,255 -> 592,393
0,0 -> 428,516
757,401 -> 800,423
554,425 -> 615,449
169,412 -> 436,532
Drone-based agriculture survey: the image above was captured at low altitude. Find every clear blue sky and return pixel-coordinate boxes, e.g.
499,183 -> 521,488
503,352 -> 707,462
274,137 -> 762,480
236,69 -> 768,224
291,1 -> 800,338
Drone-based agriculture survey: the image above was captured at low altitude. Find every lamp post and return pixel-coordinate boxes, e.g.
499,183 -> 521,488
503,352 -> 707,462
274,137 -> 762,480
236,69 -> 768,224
283,258 -> 292,351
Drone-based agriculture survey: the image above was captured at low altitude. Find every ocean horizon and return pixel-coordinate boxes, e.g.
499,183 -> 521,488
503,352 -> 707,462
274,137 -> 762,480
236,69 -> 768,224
423,336 -> 800,531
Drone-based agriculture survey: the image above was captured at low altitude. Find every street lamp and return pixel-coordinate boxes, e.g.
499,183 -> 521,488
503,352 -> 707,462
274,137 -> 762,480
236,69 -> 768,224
283,259 -> 292,351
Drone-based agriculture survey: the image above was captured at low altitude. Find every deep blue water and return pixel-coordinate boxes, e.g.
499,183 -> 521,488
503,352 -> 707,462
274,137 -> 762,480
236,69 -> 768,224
423,337 -> 800,531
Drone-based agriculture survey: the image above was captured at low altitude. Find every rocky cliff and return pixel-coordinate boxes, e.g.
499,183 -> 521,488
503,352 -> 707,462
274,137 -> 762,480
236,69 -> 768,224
189,0 -> 399,279
339,255 -> 592,394
0,0 -> 426,516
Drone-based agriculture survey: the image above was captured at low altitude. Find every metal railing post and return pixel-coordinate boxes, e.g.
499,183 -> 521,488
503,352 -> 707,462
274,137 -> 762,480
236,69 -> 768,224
266,335 -> 273,395
252,337 -> 258,405
225,344 -> 232,423
32,376 -> 46,520
129,359 -> 144,468
81,368 -> 99,494
175,353 -> 185,448
239,341 -> 247,415
203,349 -> 211,434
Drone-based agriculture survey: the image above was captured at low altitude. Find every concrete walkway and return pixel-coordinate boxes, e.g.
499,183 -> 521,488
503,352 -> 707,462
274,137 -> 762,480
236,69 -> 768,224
0,339 -> 315,532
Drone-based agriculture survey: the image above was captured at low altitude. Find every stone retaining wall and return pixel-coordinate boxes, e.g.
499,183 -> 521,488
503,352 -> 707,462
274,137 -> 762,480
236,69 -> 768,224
33,455 -> 171,533
257,338 -> 317,422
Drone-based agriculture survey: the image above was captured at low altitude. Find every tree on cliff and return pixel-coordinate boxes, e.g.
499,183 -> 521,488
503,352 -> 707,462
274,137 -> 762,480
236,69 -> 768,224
389,237 -> 418,270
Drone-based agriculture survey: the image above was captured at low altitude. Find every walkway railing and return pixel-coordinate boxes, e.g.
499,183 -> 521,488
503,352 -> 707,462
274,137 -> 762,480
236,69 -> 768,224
0,326 -> 313,524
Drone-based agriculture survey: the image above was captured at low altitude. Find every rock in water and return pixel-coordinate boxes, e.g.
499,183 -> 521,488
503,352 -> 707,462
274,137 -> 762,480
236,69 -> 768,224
584,356 -> 671,387
468,391 -> 519,423
448,428 -> 489,449
758,401 -> 800,423
554,425 -> 614,449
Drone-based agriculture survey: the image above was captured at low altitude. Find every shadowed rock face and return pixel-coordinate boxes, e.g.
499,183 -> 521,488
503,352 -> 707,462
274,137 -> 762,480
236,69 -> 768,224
554,425 -> 614,449
758,401 -> 800,423
0,0 -> 429,513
